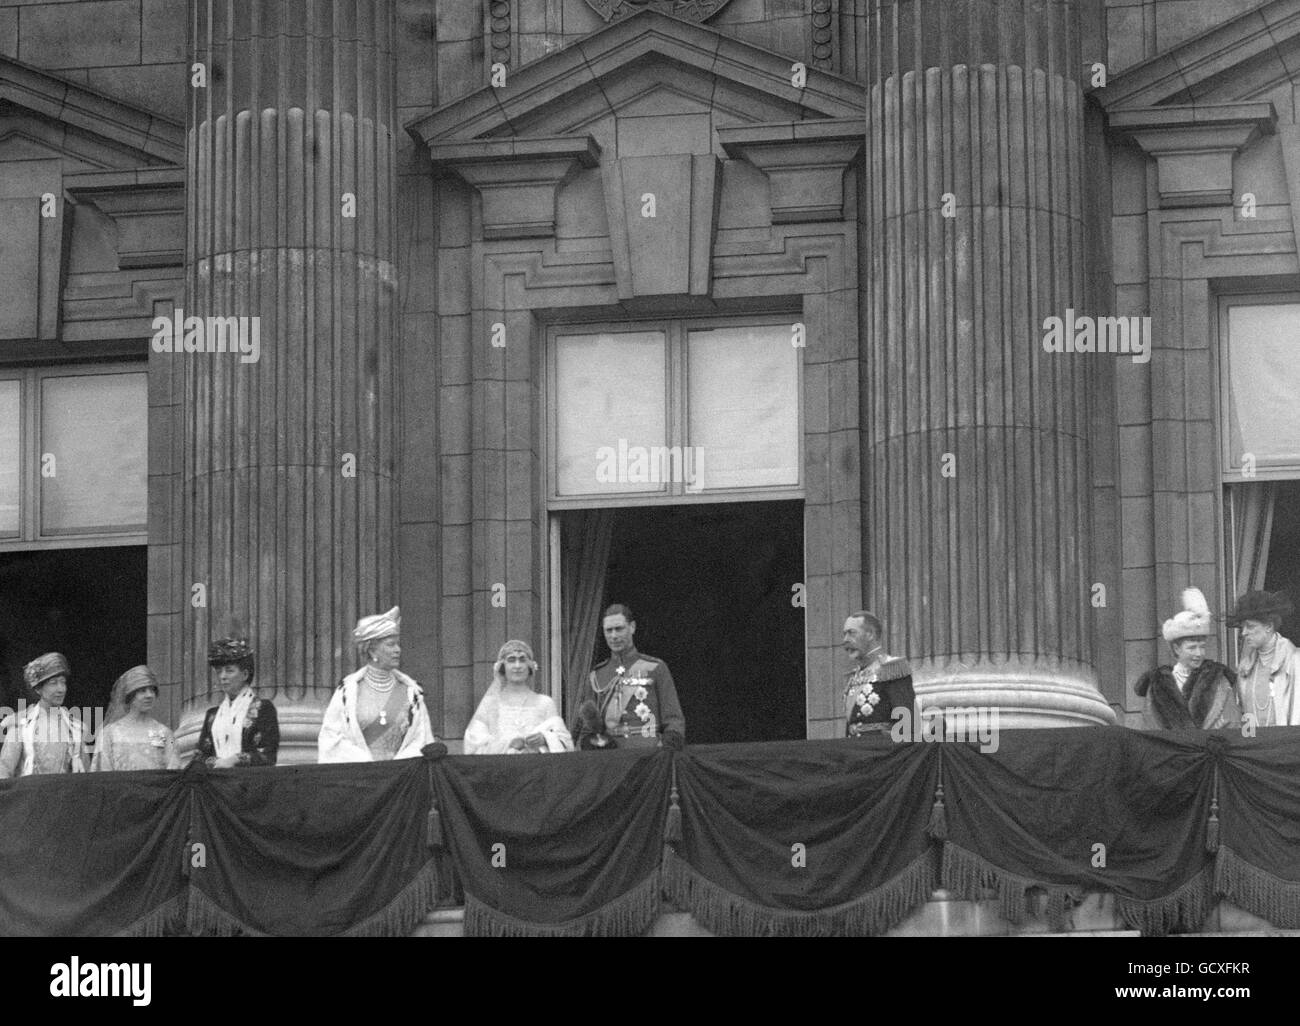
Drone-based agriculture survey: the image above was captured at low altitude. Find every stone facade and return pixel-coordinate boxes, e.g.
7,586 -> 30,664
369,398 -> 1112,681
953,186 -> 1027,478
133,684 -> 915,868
2,0 -> 1300,750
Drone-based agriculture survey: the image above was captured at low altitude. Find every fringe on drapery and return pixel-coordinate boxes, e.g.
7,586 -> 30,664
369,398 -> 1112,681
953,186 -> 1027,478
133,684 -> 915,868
943,842 -> 1213,935
662,848 -> 936,937
940,843 -> 1083,932
1114,867 -> 1215,936
180,857 -> 457,937
1214,845 -> 1300,929
184,887 -> 261,937
345,858 -> 456,937
463,871 -> 662,937
119,894 -> 189,937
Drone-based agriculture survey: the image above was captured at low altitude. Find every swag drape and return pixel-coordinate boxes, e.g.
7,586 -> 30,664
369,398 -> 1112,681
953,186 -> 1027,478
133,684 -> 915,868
0,728 -> 1297,936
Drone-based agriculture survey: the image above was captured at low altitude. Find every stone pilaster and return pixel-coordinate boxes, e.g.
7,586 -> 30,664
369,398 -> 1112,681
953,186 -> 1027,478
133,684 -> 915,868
177,0 -> 401,760
863,0 -> 1114,726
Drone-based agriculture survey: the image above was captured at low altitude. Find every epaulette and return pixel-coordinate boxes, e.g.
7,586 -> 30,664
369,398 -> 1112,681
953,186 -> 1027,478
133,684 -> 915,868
593,656 -> 612,670
875,657 -> 912,683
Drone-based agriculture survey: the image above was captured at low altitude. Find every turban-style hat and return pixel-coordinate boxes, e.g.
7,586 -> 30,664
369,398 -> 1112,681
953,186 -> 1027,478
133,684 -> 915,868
1162,588 -> 1213,643
23,652 -> 70,692
208,637 -> 254,667
114,665 -> 160,702
1225,590 -> 1293,628
354,607 -> 401,645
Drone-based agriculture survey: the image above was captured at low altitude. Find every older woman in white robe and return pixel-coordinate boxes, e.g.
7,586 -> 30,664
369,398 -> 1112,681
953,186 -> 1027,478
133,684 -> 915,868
318,606 -> 436,763
464,640 -> 572,755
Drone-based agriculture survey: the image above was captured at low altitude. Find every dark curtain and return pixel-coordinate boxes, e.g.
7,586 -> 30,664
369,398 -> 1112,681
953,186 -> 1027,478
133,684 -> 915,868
561,508 -> 614,719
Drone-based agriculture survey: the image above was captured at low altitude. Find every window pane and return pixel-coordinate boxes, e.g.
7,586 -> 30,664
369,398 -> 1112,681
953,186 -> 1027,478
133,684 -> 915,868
688,325 -> 800,489
555,331 -> 667,495
1225,304 -> 1300,470
40,373 -> 147,534
0,380 -> 18,536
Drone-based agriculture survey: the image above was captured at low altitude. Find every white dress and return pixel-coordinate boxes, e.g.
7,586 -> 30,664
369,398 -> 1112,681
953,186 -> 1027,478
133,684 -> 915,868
463,683 -> 573,755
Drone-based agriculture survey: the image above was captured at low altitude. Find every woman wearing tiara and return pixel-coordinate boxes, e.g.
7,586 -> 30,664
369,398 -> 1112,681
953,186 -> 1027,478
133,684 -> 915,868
464,640 -> 573,755
318,606 -> 436,762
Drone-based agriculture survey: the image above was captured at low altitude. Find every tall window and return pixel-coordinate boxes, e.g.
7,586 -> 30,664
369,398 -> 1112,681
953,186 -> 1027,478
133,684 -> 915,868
548,318 -> 802,505
1219,297 -> 1300,645
0,365 -> 147,547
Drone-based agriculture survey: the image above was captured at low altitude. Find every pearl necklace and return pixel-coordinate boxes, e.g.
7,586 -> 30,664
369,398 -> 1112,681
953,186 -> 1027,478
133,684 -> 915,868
364,666 -> 397,725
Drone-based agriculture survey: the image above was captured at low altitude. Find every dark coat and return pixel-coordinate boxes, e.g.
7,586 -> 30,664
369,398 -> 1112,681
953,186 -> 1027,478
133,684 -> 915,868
845,657 -> 916,736
196,695 -> 280,766
1134,661 -> 1241,730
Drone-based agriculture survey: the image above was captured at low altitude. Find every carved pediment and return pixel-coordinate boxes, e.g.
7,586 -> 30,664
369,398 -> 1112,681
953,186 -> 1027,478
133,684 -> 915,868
0,56 -> 183,170
409,10 -> 863,300
408,9 -> 863,148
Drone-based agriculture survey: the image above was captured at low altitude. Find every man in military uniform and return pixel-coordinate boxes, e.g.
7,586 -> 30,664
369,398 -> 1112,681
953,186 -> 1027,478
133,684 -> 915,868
842,611 -> 915,737
0,652 -> 86,777
572,604 -> 685,750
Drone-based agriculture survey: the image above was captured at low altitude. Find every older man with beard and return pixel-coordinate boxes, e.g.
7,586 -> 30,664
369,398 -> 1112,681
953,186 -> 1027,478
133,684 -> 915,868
842,611 -> 915,737
1134,588 -> 1241,730
0,653 -> 87,777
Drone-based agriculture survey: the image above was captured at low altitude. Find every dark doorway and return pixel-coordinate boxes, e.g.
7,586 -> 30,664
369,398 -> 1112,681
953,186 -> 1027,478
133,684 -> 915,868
0,547 -> 146,718
1264,482 -> 1300,643
596,501 -> 805,744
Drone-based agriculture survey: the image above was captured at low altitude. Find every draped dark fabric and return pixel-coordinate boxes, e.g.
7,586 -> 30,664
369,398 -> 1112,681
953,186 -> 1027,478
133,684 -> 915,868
1213,730 -> 1300,927
937,727 -> 1218,934
433,749 -> 670,936
0,768 -> 189,936
663,738 -> 938,935
187,760 -> 450,936
0,728 -> 1296,937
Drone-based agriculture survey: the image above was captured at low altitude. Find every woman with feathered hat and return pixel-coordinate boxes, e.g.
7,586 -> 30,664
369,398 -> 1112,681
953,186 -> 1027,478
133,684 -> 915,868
1134,588 -> 1242,730
318,607 -> 436,762
464,640 -> 573,754
90,666 -> 181,771
195,637 -> 279,767
1226,590 -> 1300,727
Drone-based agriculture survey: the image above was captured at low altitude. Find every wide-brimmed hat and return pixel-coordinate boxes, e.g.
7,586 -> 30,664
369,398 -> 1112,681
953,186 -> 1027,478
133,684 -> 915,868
1225,590 -> 1293,627
23,652 -> 70,692
1162,588 -> 1213,643
207,637 -> 254,667
354,606 -> 400,645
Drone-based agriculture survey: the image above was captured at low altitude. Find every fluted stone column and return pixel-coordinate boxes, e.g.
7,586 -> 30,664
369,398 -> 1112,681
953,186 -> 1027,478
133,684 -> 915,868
863,0 -> 1113,726
178,0 -> 400,760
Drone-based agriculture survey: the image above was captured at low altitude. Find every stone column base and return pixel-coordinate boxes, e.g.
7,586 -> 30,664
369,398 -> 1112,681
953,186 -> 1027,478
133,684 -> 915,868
913,658 -> 1118,729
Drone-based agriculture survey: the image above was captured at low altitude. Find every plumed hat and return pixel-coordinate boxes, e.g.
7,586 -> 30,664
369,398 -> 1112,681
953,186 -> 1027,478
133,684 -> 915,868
354,606 -> 401,645
1225,590 -> 1294,627
1162,588 -> 1212,643
207,636 -> 254,667
23,652 -> 70,691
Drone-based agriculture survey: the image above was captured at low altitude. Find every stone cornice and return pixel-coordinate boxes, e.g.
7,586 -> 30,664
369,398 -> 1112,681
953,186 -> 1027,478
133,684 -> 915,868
1095,0 -> 1300,110
1110,103 -> 1276,208
65,167 -> 185,268
718,119 -> 862,223
428,136 -> 601,240
0,55 -> 183,166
